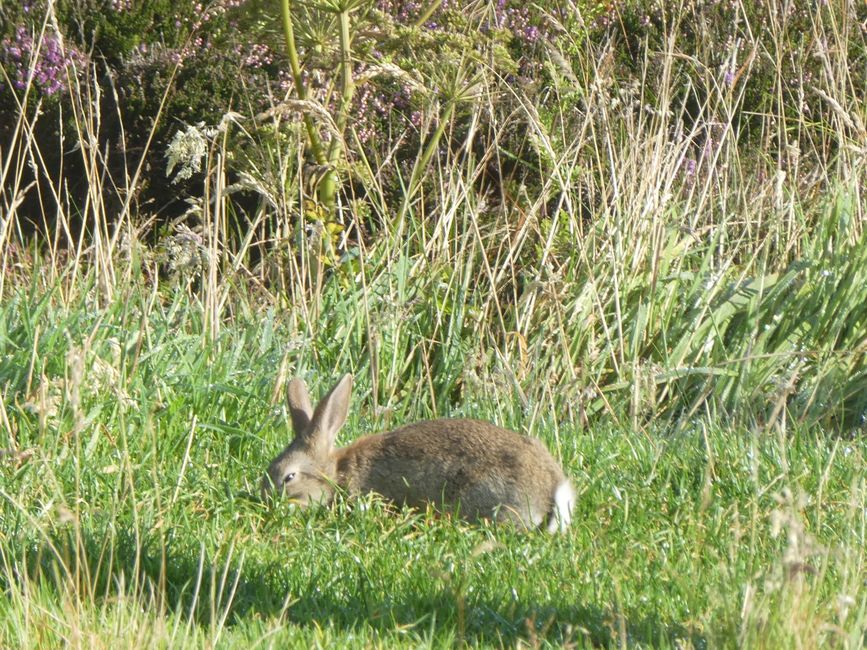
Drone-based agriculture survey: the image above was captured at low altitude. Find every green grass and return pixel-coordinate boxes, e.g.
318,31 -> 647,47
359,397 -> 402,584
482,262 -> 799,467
1,1 -> 865,646
0,281 -> 864,648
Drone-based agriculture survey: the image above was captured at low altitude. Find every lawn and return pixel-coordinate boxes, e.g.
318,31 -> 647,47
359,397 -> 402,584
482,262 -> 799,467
1,0 -> 865,646
0,282 -> 864,647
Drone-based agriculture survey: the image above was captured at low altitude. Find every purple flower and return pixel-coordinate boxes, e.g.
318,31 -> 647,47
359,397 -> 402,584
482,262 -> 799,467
378,0 -> 549,45
2,24 -> 87,96
684,158 -> 697,176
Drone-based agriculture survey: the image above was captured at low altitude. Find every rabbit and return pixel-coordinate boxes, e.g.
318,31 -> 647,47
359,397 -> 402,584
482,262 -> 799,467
261,374 -> 575,532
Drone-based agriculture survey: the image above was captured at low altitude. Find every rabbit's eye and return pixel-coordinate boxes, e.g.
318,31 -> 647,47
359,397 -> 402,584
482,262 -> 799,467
282,472 -> 296,484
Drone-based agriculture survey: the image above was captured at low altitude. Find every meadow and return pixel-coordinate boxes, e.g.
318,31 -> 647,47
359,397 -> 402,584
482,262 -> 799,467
1,0 -> 865,647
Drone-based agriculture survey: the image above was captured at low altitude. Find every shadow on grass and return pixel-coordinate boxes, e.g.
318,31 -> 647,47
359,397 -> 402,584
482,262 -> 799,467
4,524 -> 705,648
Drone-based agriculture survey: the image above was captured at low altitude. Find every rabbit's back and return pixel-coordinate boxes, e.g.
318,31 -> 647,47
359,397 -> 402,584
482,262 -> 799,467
335,418 -> 569,528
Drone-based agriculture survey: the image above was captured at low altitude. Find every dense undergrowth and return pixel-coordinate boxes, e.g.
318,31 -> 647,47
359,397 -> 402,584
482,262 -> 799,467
1,0 -> 866,647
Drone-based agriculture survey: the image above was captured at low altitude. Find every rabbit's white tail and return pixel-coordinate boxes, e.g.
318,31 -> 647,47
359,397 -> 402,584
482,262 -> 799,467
547,480 -> 575,533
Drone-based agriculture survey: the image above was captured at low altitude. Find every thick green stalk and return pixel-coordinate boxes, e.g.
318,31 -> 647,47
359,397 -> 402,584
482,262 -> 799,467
327,8 -> 355,167
279,0 -> 335,208
318,6 -> 357,209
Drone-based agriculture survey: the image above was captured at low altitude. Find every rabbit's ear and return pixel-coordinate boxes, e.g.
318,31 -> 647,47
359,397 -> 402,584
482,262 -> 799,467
287,378 -> 314,435
308,374 -> 352,453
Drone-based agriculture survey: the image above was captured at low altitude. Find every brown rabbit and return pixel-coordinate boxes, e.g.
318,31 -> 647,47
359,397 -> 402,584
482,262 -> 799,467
261,374 -> 575,532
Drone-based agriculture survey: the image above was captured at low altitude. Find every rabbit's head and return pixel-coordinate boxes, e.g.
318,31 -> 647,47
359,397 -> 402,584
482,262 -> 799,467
261,374 -> 352,505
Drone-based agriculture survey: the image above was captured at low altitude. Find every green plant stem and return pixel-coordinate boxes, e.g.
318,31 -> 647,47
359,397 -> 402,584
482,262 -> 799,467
397,99 -> 456,225
279,0 -> 327,169
319,6 -> 358,209
328,9 -> 355,166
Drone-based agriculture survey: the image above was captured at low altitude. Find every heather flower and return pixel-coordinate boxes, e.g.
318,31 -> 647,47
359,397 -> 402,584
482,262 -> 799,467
237,42 -> 274,69
377,0 -> 548,46
684,158 -> 697,176
1,25 -> 87,96
352,75 -> 418,143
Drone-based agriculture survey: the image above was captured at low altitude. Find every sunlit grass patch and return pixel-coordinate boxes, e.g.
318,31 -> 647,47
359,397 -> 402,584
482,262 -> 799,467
1,0 -> 865,646
0,283 -> 864,646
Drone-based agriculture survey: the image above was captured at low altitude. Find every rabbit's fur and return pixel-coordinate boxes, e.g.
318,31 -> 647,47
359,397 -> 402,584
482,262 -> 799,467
262,374 -> 575,532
